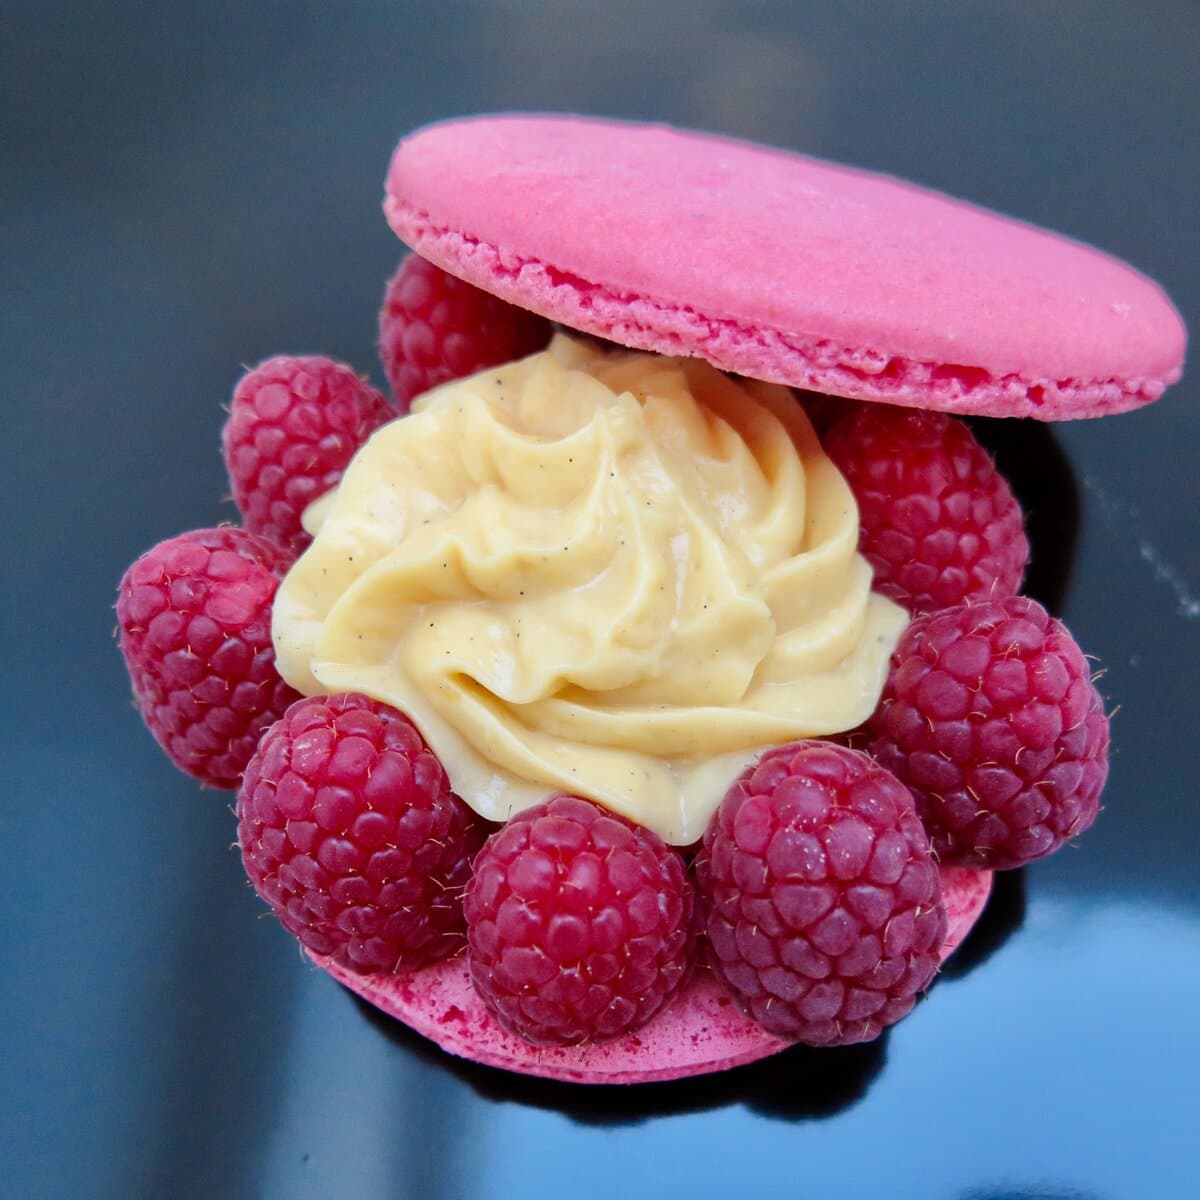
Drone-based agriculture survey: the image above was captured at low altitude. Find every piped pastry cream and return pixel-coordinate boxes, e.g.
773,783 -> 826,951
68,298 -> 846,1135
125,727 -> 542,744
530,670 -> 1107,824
272,335 -> 907,844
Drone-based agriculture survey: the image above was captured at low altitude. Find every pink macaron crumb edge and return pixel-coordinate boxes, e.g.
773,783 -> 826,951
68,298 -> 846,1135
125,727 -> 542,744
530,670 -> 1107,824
386,199 -> 1177,421
315,864 -> 992,1085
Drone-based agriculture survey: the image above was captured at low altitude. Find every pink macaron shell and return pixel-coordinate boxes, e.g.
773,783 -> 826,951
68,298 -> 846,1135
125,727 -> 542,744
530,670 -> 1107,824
315,864 -> 992,1085
385,114 -> 1186,420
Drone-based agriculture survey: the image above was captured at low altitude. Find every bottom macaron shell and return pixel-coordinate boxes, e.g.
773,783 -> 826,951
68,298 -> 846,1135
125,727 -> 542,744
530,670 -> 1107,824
313,864 -> 992,1084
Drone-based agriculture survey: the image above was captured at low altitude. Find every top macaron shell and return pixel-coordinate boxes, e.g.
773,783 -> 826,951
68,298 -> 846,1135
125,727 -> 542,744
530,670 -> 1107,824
384,115 -> 1185,420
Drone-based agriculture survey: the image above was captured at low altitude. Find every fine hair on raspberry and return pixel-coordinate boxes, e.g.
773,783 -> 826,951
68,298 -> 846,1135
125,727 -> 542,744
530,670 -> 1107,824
695,740 -> 947,1046
237,692 -> 488,973
864,595 -> 1109,869
378,253 -> 552,409
222,354 -> 396,556
824,404 -> 1029,615
116,526 -> 299,788
464,794 -> 694,1045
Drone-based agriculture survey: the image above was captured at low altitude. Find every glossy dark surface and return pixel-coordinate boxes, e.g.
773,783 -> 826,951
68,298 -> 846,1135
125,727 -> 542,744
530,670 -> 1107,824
3,4 -> 1198,1198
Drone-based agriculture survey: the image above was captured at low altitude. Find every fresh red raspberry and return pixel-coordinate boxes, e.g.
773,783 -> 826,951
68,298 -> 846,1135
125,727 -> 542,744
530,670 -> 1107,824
378,254 -> 552,410
695,741 -> 946,1046
863,596 -> 1109,869
464,795 -> 694,1045
237,693 -> 488,973
824,405 -> 1029,614
117,527 -> 299,788
222,355 -> 395,555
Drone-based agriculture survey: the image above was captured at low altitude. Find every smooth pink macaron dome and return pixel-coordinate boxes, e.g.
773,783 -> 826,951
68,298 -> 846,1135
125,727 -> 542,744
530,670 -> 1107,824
385,114 -> 1185,419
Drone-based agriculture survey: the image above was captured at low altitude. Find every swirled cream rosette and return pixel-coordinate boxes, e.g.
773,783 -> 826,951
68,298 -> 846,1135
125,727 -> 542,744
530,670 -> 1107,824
273,336 -> 906,844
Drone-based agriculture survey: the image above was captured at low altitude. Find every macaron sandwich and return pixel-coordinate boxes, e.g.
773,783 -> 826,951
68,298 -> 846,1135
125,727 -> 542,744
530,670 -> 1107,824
117,115 -> 1186,1084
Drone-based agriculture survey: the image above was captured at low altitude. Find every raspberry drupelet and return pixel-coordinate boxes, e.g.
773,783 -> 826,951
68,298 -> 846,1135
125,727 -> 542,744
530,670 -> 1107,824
695,741 -> 947,1046
824,404 -> 1029,615
116,527 -> 299,788
378,253 -> 552,410
237,693 -> 488,973
464,795 -> 695,1045
222,355 -> 396,556
863,595 -> 1109,870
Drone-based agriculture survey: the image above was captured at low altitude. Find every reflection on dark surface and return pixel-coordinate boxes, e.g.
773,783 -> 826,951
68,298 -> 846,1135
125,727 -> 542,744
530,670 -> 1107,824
940,869 -> 1027,982
135,847 -> 293,1199
352,994 -> 887,1126
969,419 -> 1081,615
958,1190 -> 1104,1200
736,1039 -> 887,1122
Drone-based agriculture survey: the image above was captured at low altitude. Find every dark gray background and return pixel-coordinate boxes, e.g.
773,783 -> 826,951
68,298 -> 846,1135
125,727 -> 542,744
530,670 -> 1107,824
2,3 -> 1198,1198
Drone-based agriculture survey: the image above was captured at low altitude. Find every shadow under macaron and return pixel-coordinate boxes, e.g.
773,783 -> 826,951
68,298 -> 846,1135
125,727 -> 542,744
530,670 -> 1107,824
349,989 -> 888,1126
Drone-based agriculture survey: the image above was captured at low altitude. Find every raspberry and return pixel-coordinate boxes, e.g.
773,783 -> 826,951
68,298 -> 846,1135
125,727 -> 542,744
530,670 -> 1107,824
237,693 -> 487,973
117,527 -> 299,788
695,741 -> 946,1046
863,596 -> 1109,869
379,254 -> 551,410
222,355 -> 395,555
824,405 -> 1029,614
464,795 -> 694,1045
